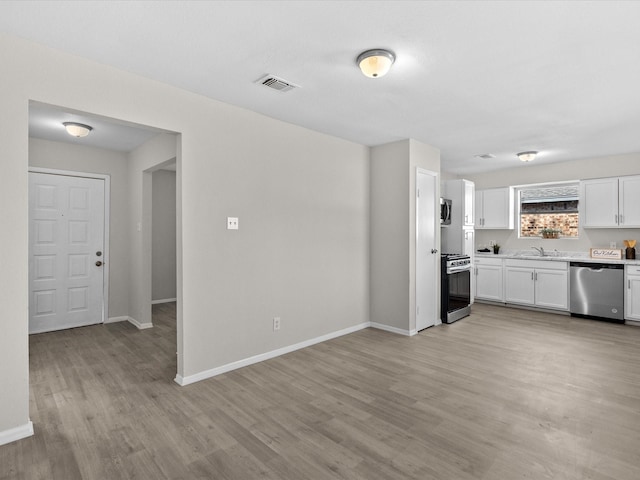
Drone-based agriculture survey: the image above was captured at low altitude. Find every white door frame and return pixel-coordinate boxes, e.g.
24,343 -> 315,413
29,167 -> 111,323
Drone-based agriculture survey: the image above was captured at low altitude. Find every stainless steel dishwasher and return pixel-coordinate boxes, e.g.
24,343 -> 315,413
570,262 -> 624,322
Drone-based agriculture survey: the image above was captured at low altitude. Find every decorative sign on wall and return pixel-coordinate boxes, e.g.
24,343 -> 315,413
590,248 -> 623,260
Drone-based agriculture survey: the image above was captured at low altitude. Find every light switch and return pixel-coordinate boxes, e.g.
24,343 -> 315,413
227,217 -> 239,230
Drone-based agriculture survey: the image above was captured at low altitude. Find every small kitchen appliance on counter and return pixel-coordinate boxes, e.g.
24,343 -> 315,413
441,253 -> 472,323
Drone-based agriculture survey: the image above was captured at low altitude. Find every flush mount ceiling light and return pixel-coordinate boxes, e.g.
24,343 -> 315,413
517,151 -> 538,162
63,122 -> 93,138
356,49 -> 395,78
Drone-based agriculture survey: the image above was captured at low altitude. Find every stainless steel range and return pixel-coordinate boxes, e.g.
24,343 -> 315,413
441,253 -> 472,323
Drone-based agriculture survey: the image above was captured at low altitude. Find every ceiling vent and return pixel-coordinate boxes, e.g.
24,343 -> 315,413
256,74 -> 300,93
474,153 -> 496,159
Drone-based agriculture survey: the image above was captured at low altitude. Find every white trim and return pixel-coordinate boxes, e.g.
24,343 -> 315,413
105,316 -> 129,324
127,316 -> 153,330
175,322 -> 371,386
370,322 -> 413,336
28,167 -> 111,324
0,421 -> 34,446
151,298 -> 177,305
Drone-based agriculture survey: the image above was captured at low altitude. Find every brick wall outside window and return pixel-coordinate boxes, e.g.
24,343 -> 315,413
521,212 -> 579,237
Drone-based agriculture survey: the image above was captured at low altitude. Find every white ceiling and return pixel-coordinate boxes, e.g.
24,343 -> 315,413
3,1 -> 640,174
29,102 -> 161,152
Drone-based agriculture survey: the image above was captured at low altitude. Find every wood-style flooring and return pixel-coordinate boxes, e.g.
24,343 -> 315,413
2,302 -> 640,479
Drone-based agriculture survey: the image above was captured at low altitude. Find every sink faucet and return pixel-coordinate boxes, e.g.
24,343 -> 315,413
531,246 -> 545,256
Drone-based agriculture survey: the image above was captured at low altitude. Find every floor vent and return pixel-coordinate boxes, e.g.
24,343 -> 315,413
257,75 -> 299,93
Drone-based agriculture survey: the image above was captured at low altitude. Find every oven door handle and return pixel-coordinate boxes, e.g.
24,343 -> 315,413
447,265 -> 473,274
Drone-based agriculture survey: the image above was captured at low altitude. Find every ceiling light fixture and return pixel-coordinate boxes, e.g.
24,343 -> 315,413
517,151 -> 538,162
63,122 -> 93,138
356,49 -> 395,78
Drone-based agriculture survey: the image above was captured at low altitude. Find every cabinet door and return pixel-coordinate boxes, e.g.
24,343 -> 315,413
504,267 -> 535,305
475,265 -> 503,301
465,230 -> 475,304
626,274 -> 640,321
619,175 -> 640,228
480,188 -> 514,229
475,191 -> 484,228
535,269 -> 568,310
464,180 -> 475,226
581,178 -> 619,228
463,229 -> 474,257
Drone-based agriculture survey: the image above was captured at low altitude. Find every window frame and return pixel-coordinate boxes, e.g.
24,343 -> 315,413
515,180 -> 580,239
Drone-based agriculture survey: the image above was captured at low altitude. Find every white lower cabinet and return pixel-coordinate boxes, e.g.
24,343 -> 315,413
504,260 -> 568,310
625,265 -> 640,321
475,257 -> 504,302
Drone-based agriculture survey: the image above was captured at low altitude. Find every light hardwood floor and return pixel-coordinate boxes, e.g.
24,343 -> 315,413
2,302 -> 640,479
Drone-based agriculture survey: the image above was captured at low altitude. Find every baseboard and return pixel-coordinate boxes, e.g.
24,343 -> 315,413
175,321 -> 371,386
127,316 -> 153,330
151,298 -> 177,305
625,319 -> 640,327
370,322 -> 413,336
0,421 -> 34,446
105,316 -> 129,324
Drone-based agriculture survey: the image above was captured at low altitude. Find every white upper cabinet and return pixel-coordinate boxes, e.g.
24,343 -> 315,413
463,180 -> 475,226
581,175 -> 640,228
442,179 -> 475,255
443,179 -> 475,227
475,187 -> 514,229
619,176 -> 640,227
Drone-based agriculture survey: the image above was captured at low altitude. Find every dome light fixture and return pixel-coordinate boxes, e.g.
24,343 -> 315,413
63,122 -> 93,138
356,49 -> 395,78
517,151 -> 538,162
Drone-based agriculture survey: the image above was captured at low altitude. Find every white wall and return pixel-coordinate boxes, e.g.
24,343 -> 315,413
370,140 -> 410,330
28,138 -> 131,318
465,153 -> 640,251
0,33 -> 370,440
152,170 -> 177,302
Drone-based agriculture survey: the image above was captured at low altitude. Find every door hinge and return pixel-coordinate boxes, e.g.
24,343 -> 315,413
417,306 -> 420,315
417,189 -> 420,197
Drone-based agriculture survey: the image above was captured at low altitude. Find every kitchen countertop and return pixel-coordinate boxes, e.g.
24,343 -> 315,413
475,250 -> 640,265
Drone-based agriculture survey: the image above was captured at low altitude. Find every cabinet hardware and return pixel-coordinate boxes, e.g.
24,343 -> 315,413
615,214 -> 619,224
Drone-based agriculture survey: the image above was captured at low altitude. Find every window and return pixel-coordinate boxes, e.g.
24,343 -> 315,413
518,182 -> 579,238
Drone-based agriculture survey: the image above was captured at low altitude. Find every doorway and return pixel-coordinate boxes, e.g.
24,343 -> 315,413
27,101 -> 181,374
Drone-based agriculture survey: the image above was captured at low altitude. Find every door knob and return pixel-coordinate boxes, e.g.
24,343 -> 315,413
96,251 -> 102,256
95,261 -> 103,267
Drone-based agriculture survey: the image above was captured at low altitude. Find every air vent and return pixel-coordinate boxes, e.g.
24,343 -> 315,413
256,74 -> 300,93
474,153 -> 496,159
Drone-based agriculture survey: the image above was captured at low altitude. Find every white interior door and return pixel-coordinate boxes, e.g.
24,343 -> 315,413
29,172 -> 105,334
416,169 -> 439,331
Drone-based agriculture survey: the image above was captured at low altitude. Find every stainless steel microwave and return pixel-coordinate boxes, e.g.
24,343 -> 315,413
440,198 -> 452,225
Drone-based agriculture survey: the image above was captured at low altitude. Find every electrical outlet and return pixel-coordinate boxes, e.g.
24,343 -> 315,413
227,217 -> 239,230
273,317 -> 281,331
610,241 -> 617,249
489,240 -> 495,247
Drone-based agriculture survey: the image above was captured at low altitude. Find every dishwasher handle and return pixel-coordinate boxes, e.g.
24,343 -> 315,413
570,262 -> 624,270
